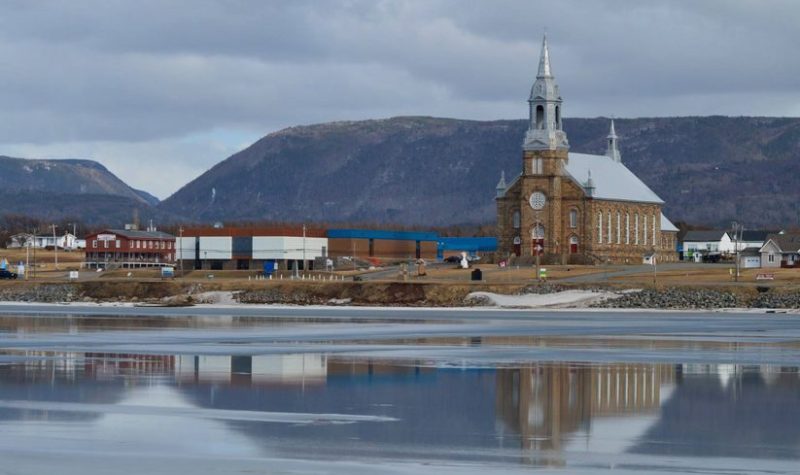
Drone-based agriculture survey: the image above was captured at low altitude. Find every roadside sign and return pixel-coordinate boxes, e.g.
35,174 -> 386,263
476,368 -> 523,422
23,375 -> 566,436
161,267 -> 175,278
69,271 -> 79,280
97,233 -> 117,241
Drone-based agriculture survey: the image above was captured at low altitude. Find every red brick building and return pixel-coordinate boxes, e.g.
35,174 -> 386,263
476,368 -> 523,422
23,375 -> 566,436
84,228 -> 176,269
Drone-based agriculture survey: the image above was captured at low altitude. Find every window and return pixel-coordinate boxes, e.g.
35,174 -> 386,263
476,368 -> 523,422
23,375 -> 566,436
616,212 -> 621,244
535,105 -> 544,129
512,210 -> 520,229
569,209 -> 578,228
598,212 -> 603,244
92,240 -> 97,248
626,213 -> 630,244
768,254 -> 775,263
652,213 -> 657,245
634,214 -> 639,245
607,212 -> 612,244
103,240 -> 108,248
148,241 -> 153,249
643,215 -> 648,246
116,240 -> 121,248
136,240 -> 140,249
533,158 -> 543,174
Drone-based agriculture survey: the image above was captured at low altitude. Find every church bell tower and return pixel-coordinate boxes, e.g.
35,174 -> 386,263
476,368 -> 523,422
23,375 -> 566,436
519,35 -> 570,258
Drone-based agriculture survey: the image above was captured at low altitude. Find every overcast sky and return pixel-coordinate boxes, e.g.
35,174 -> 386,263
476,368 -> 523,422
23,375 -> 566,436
0,0 -> 798,198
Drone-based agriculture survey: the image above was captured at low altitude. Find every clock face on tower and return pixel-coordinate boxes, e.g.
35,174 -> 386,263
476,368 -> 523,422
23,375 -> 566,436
529,191 -> 546,210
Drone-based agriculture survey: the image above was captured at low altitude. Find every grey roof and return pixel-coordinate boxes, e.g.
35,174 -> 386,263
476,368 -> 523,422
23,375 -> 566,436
564,153 -> 664,204
682,230 -> 728,242
763,233 -> 800,253
739,230 -> 777,242
104,229 -> 175,239
661,213 -> 679,232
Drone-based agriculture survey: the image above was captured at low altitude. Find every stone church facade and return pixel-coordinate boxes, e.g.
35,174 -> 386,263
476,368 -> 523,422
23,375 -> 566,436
496,36 -> 678,264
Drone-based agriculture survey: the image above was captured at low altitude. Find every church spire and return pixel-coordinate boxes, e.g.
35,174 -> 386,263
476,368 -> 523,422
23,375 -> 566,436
605,119 -> 621,163
524,34 -> 569,151
537,34 -> 552,78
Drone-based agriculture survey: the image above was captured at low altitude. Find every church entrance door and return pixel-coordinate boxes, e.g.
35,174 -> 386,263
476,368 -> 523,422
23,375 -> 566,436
569,235 -> 579,254
513,237 -> 521,257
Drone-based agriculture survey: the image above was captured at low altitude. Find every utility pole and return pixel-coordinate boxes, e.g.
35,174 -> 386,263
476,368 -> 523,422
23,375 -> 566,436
178,226 -> 184,277
302,224 -> 307,274
732,221 -> 742,282
652,253 -> 658,288
52,224 -> 58,270
32,227 -> 37,280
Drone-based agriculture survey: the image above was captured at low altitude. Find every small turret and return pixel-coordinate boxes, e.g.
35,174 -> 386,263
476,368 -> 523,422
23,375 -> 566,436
495,171 -> 507,198
605,119 -> 621,163
585,170 -> 595,197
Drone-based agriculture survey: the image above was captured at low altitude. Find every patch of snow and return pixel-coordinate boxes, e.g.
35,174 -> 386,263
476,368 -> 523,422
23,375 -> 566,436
467,290 -> 620,308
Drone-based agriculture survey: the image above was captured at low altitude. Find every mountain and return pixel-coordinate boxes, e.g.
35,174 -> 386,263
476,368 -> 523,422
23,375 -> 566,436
159,116 -> 800,229
0,156 -> 172,226
133,189 -> 161,207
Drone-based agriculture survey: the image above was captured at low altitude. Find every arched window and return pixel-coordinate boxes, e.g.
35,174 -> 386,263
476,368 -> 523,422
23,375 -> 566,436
653,213 -> 657,247
597,212 -> 603,244
607,212 -> 612,244
634,214 -> 640,245
532,224 -> 545,239
643,215 -> 648,246
512,210 -> 520,229
536,105 -> 544,129
625,213 -> 630,245
616,212 -> 621,244
569,209 -> 578,228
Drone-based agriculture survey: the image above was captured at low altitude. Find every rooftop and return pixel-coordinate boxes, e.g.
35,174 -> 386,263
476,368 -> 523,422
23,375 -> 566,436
564,153 -> 664,204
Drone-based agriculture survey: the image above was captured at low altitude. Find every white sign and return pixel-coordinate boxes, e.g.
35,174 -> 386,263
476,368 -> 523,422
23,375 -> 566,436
69,271 -> 79,280
97,234 -> 117,241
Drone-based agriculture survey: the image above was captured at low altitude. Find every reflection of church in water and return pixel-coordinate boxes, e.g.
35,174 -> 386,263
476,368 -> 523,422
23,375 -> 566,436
495,363 -> 676,460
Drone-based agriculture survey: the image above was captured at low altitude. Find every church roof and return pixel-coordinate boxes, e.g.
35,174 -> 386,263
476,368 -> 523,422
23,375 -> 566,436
564,152 -> 664,204
661,213 -> 679,232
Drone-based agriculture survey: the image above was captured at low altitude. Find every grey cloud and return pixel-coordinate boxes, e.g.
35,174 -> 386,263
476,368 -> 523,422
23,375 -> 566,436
0,0 -> 797,197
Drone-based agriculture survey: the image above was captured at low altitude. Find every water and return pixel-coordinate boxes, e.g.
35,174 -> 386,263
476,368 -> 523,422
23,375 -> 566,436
0,308 -> 798,474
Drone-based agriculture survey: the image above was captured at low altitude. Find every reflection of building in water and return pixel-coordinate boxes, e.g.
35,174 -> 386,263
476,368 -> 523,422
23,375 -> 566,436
495,363 -> 675,457
2,351 -> 176,383
327,358 -> 433,378
176,354 -> 327,386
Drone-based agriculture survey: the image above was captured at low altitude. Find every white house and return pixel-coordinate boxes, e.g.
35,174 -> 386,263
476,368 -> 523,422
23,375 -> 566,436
7,233 -> 83,250
682,230 -> 777,260
682,230 -> 728,259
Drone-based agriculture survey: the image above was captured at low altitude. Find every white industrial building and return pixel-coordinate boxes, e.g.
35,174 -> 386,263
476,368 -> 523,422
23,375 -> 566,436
176,225 -> 328,271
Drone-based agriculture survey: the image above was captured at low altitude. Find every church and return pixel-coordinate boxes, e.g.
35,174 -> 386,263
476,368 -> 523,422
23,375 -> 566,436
496,36 -> 678,264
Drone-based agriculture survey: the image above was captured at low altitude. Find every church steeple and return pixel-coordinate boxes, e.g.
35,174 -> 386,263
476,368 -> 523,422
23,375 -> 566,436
524,34 -> 569,151
605,119 -> 621,163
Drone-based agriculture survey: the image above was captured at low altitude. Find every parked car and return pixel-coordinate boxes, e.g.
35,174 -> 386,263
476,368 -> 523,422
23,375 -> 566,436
443,255 -> 461,263
0,269 -> 18,280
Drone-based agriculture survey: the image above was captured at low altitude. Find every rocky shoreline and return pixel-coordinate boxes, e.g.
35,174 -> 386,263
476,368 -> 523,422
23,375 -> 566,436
1,281 -> 799,310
